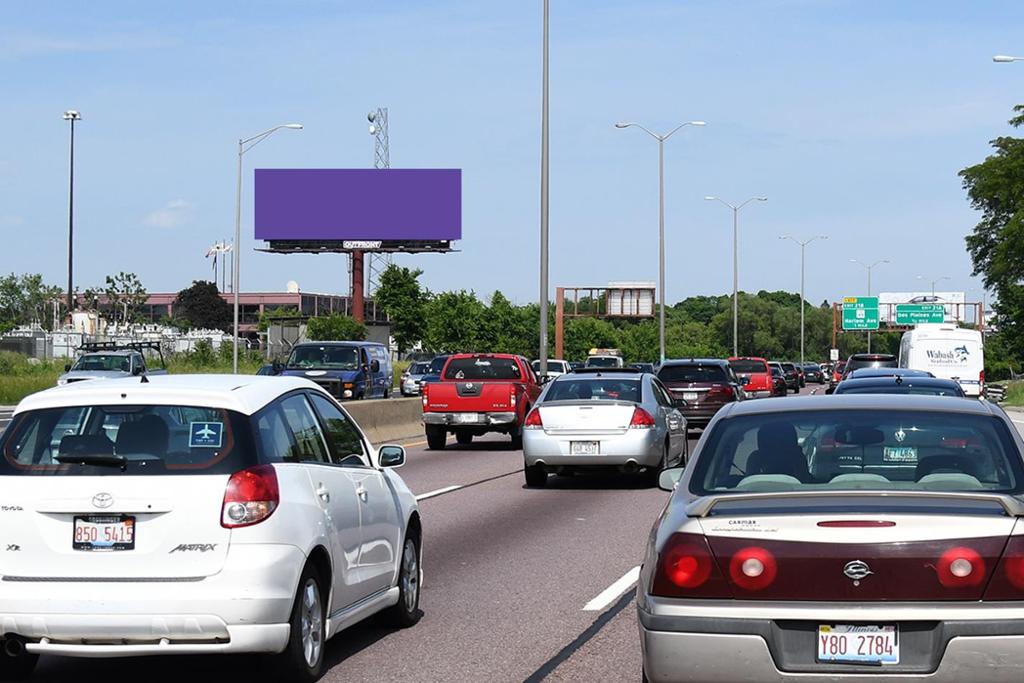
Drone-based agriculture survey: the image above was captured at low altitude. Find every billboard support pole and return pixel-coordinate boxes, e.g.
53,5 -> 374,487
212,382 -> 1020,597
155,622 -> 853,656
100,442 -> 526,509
352,250 -> 365,324
555,287 -> 564,360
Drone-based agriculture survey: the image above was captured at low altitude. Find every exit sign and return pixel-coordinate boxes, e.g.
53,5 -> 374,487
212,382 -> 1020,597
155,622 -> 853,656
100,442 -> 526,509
842,296 -> 879,331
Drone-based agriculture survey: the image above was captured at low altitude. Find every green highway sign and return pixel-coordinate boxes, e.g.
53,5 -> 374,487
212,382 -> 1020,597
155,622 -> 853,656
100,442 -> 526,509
895,303 -> 944,325
842,296 -> 879,331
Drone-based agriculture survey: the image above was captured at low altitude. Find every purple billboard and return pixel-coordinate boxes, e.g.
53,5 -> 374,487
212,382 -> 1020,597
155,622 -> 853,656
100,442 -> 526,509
254,168 -> 461,242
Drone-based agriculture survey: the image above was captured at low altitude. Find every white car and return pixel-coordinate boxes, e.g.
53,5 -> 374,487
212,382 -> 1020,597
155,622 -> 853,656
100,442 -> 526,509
0,374 -> 422,681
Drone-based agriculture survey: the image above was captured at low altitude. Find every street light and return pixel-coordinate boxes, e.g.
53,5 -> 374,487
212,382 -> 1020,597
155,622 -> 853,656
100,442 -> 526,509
63,110 -> 81,322
232,123 -> 303,373
850,258 -> 889,353
539,0 -> 550,375
780,235 -> 828,368
705,196 -> 767,357
916,274 -> 951,296
993,55 -> 1023,62
616,120 -> 706,363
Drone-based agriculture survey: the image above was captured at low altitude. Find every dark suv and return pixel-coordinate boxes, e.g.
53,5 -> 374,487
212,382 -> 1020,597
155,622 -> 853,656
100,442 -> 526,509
842,353 -> 898,379
777,362 -> 801,393
657,359 -> 744,429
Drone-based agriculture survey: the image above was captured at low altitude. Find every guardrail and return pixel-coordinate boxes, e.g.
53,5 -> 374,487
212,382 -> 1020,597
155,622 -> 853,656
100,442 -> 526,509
985,383 -> 1007,403
345,397 -> 424,446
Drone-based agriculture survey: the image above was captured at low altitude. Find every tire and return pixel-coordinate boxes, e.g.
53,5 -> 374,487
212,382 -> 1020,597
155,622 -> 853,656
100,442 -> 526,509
525,464 -> 547,487
455,431 -> 473,445
383,534 -> 422,628
510,426 -> 524,451
426,425 -> 447,450
384,388 -> 390,399
274,564 -> 326,683
646,444 -> 669,487
0,650 -> 38,681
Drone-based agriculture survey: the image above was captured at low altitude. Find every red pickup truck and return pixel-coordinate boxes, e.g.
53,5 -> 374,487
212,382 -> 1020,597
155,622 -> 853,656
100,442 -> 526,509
421,353 -> 542,450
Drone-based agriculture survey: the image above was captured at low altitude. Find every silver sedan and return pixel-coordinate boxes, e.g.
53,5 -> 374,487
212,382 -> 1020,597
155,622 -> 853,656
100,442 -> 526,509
522,370 -> 687,487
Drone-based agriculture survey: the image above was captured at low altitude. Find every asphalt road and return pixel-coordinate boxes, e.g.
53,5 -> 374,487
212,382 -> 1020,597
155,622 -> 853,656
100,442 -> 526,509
26,384 -> 829,682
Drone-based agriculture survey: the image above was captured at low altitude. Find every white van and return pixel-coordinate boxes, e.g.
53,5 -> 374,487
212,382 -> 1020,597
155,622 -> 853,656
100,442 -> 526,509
898,324 -> 984,397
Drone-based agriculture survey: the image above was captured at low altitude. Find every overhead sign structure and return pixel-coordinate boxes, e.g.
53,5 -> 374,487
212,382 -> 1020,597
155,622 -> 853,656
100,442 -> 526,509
878,291 -> 965,323
895,304 -> 945,325
254,168 -> 462,253
842,296 -> 879,331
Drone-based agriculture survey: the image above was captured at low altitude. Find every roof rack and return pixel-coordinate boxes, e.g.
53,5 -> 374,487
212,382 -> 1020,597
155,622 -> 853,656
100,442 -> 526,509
77,341 -> 166,368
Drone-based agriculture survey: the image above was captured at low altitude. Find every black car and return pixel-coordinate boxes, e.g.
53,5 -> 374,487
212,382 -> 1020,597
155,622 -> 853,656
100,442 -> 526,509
769,365 -> 788,397
776,362 -> 801,393
657,359 -> 744,429
841,353 -> 898,380
629,363 -> 656,374
833,376 -> 966,397
845,367 -> 933,380
801,363 -> 825,384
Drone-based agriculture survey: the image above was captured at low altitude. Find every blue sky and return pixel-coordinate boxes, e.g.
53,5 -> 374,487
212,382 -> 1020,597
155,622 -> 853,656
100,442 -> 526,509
2,0 -> 1022,306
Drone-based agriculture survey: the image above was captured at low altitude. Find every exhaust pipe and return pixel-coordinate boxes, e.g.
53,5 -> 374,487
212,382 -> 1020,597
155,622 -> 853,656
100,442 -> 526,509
620,460 -> 640,475
3,635 -> 26,657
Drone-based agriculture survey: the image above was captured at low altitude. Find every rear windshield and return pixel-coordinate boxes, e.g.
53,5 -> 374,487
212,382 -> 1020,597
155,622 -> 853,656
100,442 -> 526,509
71,355 -> 131,372
846,357 -> 897,373
691,410 -> 1022,494
429,356 -> 449,374
660,365 -> 728,383
408,362 -> 429,374
730,360 -> 767,375
444,357 -> 522,380
586,357 -> 620,368
835,383 -> 964,397
287,345 -> 359,370
545,378 -> 641,403
1,405 -> 255,476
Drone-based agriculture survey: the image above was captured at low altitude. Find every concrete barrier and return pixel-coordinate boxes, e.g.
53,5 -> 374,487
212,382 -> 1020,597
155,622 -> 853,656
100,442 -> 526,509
345,397 -> 425,445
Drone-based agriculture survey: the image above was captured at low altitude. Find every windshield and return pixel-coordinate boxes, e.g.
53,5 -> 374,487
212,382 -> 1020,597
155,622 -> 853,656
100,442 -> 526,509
690,410 -> 1021,494
408,362 -> 430,375
287,345 -> 360,370
730,360 -> 767,375
586,357 -> 620,368
444,357 -> 522,380
71,355 -> 131,372
1,405 -> 254,476
545,378 -> 641,402
659,365 -> 728,383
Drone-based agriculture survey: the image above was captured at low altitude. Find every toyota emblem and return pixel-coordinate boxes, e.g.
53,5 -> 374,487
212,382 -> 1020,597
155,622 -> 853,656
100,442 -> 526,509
92,493 -> 113,509
843,559 -> 873,582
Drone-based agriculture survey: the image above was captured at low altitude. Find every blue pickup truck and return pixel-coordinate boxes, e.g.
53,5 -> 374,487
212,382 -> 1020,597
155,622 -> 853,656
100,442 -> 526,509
275,341 -> 392,400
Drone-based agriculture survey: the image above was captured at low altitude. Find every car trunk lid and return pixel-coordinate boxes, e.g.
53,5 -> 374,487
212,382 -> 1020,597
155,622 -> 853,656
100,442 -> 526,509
537,400 -> 637,434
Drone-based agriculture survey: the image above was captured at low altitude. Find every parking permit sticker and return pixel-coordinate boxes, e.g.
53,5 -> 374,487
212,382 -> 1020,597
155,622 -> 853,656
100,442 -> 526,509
190,422 -> 224,448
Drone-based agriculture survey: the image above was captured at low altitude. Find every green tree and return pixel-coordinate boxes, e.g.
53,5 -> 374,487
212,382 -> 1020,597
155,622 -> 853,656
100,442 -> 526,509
961,104 -> 1024,356
306,314 -> 366,341
423,290 -> 486,352
173,281 -> 232,331
0,273 -> 63,332
103,272 -> 148,324
478,291 -> 537,357
258,306 -> 302,332
562,316 -> 619,361
374,265 -> 429,354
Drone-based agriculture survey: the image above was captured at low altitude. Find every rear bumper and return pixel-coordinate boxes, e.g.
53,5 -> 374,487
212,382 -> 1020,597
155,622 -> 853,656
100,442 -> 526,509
523,428 -> 663,467
0,543 -> 304,656
745,390 -> 773,399
422,412 -> 517,427
638,597 -> 1024,682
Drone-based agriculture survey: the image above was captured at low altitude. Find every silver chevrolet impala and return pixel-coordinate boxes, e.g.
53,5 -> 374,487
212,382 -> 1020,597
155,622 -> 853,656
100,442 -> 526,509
639,394 -> 1024,682
522,369 -> 687,488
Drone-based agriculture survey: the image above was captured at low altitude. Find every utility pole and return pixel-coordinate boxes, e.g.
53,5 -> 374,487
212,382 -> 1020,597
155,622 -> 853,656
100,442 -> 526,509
538,0 -> 550,376
63,110 -> 81,322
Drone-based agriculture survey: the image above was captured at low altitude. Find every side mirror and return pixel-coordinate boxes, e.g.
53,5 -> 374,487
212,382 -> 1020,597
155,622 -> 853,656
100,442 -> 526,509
272,360 -> 283,375
379,445 -> 406,468
64,363 -> 72,372
658,467 -> 685,492
371,359 -> 381,373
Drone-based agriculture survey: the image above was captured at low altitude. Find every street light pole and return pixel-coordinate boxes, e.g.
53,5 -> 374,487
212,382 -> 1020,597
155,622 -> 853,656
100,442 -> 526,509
993,55 -> 1024,62
232,123 -> 303,373
705,196 -> 767,357
916,274 -> 951,296
538,0 -> 550,375
780,235 -> 828,368
63,110 -> 81,322
850,258 -> 889,353
616,120 -> 705,363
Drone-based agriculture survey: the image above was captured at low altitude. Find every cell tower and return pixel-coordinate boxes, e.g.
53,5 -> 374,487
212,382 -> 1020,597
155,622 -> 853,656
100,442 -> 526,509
366,107 -> 391,296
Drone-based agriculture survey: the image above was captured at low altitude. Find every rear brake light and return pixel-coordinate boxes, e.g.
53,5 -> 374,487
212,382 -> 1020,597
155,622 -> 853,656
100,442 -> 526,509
729,546 -> 778,592
817,520 -> 896,528
708,384 -> 733,396
222,465 -> 279,528
422,383 -> 429,407
983,536 -> 1024,598
629,407 -> 656,429
980,370 -> 985,386
651,533 -> 731,598
524,408 -> 543,429
937,547 -> 985,588
510,384 -> 517,408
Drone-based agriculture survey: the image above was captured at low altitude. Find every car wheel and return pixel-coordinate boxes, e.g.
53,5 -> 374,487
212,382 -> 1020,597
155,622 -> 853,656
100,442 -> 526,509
525,464 -> 547,487
383,535 -> 422,628
646,444 -> 669,487
0,649 -> 38,681
384,388 -> 390,399
274,564 -> 326,683
510,426 -> 524,451
455,431 -> 473,445
426,425 -> 447,450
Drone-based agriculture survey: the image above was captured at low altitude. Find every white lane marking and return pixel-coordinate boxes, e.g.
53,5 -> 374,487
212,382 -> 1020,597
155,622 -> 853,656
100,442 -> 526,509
415,485 -> 463,501
583,565 -> 641,612
1011,419 -> 1024,425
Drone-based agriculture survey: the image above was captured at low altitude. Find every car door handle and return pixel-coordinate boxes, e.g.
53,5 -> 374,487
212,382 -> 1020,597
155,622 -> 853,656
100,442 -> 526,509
315,485 -> 330,503
356,486 -> 368,502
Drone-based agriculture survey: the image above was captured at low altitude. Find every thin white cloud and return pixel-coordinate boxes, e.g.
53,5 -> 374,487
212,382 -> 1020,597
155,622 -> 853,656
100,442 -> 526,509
144,199 -> 194,229
1,33 -> 174,59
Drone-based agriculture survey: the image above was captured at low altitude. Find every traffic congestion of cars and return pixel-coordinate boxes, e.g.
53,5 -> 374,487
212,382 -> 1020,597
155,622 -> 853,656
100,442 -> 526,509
1,322 -> 1016,682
